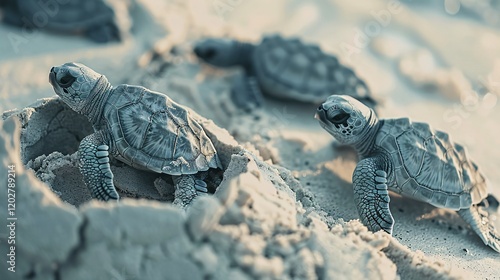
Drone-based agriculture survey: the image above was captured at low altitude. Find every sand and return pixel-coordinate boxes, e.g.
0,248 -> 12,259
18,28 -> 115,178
0,0 -> 499,279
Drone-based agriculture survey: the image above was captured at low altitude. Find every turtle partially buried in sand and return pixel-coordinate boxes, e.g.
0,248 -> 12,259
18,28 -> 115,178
316,95 -> 500,252
49,62 -> 222,207
194,35 -> 376,110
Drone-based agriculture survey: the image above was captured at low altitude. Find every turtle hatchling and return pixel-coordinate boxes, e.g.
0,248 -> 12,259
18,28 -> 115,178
49,62 -> 222,208
316,95 -> 500,252
1,0 -> 129,42
194,35 -> 376,110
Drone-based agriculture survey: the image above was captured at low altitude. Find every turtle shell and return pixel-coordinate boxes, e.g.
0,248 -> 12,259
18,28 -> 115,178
10,0 -> 116,32
103,85 -> 221,176
375,118 -> 487,210
252,35 -> 371,104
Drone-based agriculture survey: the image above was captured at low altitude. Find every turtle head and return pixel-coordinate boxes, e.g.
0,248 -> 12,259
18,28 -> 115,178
315,95 -> 377,145
49,62 -> 103,112
194,38 -> 243,67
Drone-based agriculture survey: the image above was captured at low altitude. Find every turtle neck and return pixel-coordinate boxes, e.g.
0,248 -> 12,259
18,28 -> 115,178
79,75 -> 112,129
354,110 -> 381,159
235,41 -> 255,72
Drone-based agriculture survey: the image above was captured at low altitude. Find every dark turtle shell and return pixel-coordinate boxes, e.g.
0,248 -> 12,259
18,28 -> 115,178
253,35 -> 373,105
103,85 -> 221,176
2,0 -> 120,41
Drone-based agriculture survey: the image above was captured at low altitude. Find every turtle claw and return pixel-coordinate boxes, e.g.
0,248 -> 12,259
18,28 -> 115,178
195,180 -> 208,194
375,170 -> 387,177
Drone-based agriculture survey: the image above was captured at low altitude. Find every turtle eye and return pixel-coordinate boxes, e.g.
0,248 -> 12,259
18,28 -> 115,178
330,112 -> 350,125
58,73 -> 76,88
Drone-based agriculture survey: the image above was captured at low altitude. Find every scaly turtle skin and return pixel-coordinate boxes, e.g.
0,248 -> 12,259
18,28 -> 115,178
1,0 -> 125,42
194,35 -> 376,111
49,62 -> 222,207
316,95 -> 500,252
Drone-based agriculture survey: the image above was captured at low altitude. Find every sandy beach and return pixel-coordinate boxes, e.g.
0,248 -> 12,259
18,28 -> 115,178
0,0 -> 499,279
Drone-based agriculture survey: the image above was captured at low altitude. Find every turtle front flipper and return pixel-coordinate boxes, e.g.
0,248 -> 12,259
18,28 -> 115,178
79,132 -> 119,201
353,157 -> 394,234
172,174 -> 208,208
458,199 -> 500,253
231,73 -> 265,111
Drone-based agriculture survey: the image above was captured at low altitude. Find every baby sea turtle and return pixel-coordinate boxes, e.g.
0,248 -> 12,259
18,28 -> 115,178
49,62 -> 222,207
316,95 -> 500,252
1,0 -> 127,42
194,35 -> 376,111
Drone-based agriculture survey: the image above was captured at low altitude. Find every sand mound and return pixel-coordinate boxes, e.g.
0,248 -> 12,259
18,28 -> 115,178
0,98 -> 466,279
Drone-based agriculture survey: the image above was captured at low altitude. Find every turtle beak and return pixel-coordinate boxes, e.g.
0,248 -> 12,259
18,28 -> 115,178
193,43 -> 216,61
49,67 -> 57,87
193,45 -> 202,57
315,104 -> 327,122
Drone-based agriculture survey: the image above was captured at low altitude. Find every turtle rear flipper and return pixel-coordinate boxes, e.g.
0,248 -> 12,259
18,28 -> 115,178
480,194 -> 500,213
458,204 -> 500,253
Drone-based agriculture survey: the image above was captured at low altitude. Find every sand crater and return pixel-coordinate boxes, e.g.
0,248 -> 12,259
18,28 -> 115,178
5,98 -> 239,207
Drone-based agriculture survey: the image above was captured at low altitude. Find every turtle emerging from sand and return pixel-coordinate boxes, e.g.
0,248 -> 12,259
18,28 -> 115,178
194,35 -> 376,110
316,95 -> 500,252
49,62 -> 222,207
1,0 -> 128,42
